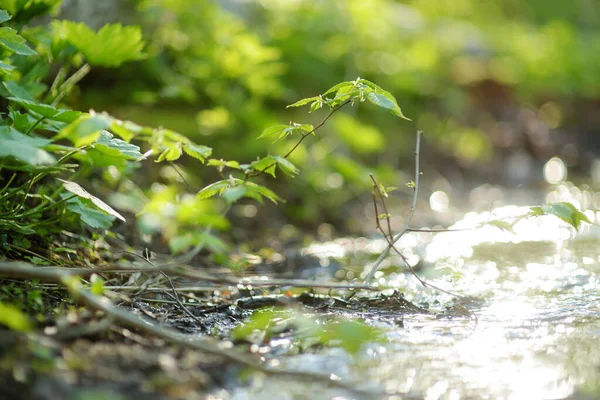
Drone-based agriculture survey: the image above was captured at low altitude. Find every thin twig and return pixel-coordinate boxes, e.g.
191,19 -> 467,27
122,249 -> 205,325
369,170 -> 464,299
364,131 -> 422,284
245,99 -> 352,181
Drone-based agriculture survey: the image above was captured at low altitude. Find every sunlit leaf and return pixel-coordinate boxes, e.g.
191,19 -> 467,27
250,156 -> 277,177
92,130 -> 141,160
529,202 -> 590,230
59,179 -> 126,222
52,21 -> 145,67
318,319 -> 385,354
197,179 -> 236,200
183,144 -> 212,162
0,27 -> 36,56
323,81 -> 354,96
287,96 -> 321,108
485,219 -> 515,233
156,142 -> 183,162
257,124 -> 288,139
0,302 -> 32,332
169,231 -> 228,254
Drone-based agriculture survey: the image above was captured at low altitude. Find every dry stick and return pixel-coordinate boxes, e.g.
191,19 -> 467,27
56,277 -> 382,396
0,261 -> 379,291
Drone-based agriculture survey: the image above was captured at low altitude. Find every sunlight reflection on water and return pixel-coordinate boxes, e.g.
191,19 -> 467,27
301,190 -> 600,399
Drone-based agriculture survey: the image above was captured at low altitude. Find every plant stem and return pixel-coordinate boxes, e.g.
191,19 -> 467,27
363,131 -> 422,284
245,99 -> 352,180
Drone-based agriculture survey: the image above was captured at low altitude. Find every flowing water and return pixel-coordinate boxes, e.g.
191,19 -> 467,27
225,183 -> 600,399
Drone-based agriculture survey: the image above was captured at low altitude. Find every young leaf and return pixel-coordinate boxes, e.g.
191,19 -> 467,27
59,179 -> 126,222
322,81 -> 354,96
287,96 -> 321,108
51,21 -> 145,67
0,126 -> 55,165
485,219 -> 515,233
183,144 -> 212,162
250,156 -> 277,177
0,302 -> 32,332
258,124 -> 288,139
0,27 -> 37,56
245,182 -> 282,204
360,79 -> 410,120
197,179 -> 237,200
529,202 -> 591,230
9,97 -> 81,123
156,143 -> 183,162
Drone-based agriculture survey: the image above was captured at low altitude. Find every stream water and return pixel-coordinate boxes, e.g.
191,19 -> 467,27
223,182 -> 600,400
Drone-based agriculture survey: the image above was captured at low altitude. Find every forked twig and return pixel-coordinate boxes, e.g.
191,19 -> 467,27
368,169 -> 463,299
363,130 -> 423,284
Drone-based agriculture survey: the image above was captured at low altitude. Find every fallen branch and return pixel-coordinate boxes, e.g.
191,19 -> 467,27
0,261 -> 379,291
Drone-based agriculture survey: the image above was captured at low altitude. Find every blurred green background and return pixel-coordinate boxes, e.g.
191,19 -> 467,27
58,0 -> 600,234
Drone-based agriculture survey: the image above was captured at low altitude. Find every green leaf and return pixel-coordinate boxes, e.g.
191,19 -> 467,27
0,302 -> 32,332
287,96 -> 321,108
360,79 -> 410,120
257,124 -> 288,139
9,97 -> 81,123
169,231 -> 228,254
529,202 -> 591,230
57,113 -> 111,146
197,179 -> 237,200
245,182 -> 282,204
0,61 -> 16,73
0,126 -> 54,165
59,179 -> 126,222
250,156 -> 277,177
221,186 -> 250,204
0,27 -> 37,56
156,142 -> 183,162
4,81 -> 35,101
92,130 -> 141,160
0,10 -> 11,24
84,130 -> 141,166
64,196 -> 115,229
272,155 -> 299,177
485,219 -> 515,233
183,144 -> 212,162
52,21 -> 146,67
323,81 -> 354,96
90,275 -> 105,295
317,319 -> 385,354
